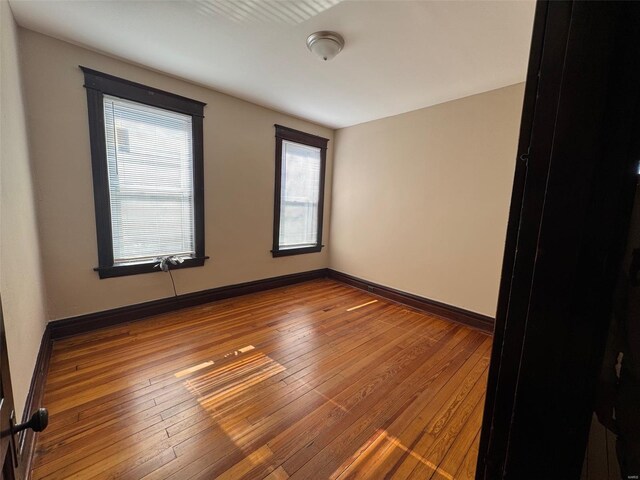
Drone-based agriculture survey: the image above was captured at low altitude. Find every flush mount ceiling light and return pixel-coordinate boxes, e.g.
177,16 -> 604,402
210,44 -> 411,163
306,31 -> 345,61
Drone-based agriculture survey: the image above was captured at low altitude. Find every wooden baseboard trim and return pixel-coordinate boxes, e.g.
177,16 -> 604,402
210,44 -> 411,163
18,324 -> 52,480
327,269 -> 495,333
48,269 -> 328,340
48,267 -> 494,339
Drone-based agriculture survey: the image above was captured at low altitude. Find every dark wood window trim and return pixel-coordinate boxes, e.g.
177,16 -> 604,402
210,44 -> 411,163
272,124 -> 328,258
82,67 -> 207,279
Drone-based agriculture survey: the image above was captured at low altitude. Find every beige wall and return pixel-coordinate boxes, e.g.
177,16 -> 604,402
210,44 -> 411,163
329,84 -> 525,317
0,1 -> 49,419
18,29 -> 333,321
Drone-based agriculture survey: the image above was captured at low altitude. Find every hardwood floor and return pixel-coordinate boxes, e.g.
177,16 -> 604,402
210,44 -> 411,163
33,279 -> 491,479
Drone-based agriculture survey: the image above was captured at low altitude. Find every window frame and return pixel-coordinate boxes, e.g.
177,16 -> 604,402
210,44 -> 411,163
82,67 -> 207,279
272,124 -> 328,258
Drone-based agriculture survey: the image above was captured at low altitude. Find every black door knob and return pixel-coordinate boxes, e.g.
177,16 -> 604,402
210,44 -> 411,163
13,408 -> 48,434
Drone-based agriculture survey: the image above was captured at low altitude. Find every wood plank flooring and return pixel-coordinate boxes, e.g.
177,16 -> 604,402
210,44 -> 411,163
33,279 -> 491,479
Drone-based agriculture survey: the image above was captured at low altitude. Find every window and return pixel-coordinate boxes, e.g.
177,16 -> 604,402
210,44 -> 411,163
272,125 -> 328,257
82,67 -> 207,278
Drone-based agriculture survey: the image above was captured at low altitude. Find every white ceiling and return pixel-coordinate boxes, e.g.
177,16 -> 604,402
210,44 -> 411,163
9,0 -> 536,129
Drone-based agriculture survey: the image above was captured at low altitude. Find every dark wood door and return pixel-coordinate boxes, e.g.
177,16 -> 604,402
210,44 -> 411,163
477,1 -> 640,478
0,299 -> 17,480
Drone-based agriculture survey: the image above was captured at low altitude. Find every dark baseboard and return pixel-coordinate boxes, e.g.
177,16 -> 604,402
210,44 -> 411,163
48,269 -> 328,340
48,266 -> 495,341
327,269 -> 495,333
18,324 -> 51,480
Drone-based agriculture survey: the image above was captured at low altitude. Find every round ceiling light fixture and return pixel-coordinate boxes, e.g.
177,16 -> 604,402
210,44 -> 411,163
306,31 -> 345,61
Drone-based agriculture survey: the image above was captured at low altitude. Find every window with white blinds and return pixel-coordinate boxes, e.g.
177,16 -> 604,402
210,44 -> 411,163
103,96 -> 195,264
279,140 -> 321,249
272,125 -> 328,257
83,67 -> 206,278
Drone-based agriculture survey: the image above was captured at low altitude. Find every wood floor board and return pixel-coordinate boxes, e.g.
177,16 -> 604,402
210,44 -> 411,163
274,331 -> 479,476
34,279 -> 489,479
48,294 -> 390,395
329,341 -> 491,480
395,371 -> 488,478
108,447 -> 178,480
49,283 -> 355,369
45,322 -> 355,420
429,398 -> 485,480
142,339 -> 452,477
182,329 -> 481,479
280,334 -> 490,480
264,466 -> 290,480
453,430 -> 481,480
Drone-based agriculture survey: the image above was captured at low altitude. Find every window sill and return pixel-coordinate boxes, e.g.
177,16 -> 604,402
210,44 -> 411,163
94,256 -> 209,279
271,245 -> 323,258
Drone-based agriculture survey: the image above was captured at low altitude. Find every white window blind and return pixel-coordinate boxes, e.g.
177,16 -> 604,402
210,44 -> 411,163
279,140 -> 321,249
103,95 -> 195,264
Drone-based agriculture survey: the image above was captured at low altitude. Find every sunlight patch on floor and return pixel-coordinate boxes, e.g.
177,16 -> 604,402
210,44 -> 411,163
179,350 -> 286,473
305,382 -> 349,413
172,349 -> 289,466
184,352 -> 286,402
224,344 -> 256,358
346,299 -> 378,312
331,429 -> 453,480
174,360 -> 214,378
179,348 -> 287,423
173,344 -> 256,379
331,428 -> 389,479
